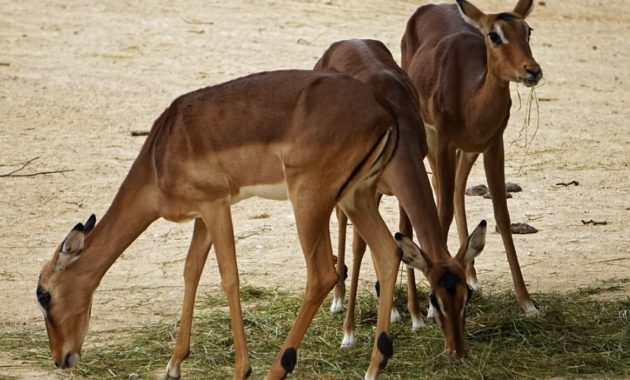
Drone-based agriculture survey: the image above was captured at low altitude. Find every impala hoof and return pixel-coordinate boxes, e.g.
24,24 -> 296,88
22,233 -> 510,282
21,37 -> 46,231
330,297 -> 344,313
390,307 -> 401,324
524,302 -> 540,317
164,361 -> 181,380
340,332 -> 355,349
410,313 -> 426,331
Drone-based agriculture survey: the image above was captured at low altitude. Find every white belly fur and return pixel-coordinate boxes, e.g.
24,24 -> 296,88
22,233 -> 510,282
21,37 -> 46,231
231,183 -> 289,204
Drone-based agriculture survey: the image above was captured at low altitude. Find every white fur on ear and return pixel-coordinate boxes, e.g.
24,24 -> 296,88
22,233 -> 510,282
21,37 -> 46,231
57,225 -> 85,271
463,220 -> 487,266
394,232 -> 431,273
456,0 -> 484,30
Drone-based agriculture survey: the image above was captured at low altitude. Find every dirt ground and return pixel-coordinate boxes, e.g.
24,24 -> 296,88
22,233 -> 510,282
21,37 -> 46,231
1,0 -> 629,378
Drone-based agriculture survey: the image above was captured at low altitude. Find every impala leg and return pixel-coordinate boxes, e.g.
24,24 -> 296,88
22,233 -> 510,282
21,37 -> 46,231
340,186 -> 399,380
266,196 -> 337,380
398,207 -> 424,330
484,141 -> 538,316
165,219 -> 213,380
201,202 -> 251,379
454,151 -> 481,291
331,207 -> 348,314
425,145 -> 439,203
341,225 -> 366,348
436,140 -> 457,241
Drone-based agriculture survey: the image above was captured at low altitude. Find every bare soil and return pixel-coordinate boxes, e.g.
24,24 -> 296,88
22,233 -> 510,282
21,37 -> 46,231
1,0 -> 628,378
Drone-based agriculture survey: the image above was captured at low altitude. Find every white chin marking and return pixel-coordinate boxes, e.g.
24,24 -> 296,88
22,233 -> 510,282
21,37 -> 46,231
468,279 -> 481,292
330,297 -> 344,313
411,313 -> 426,331
390,307 -> 402,324
341,332 -> 355,349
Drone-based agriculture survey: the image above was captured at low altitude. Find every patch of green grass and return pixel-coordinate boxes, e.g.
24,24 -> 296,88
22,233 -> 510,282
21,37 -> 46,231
2,281 -> 629,379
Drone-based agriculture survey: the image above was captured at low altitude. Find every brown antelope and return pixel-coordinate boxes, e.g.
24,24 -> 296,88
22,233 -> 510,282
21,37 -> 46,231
401,0 -> 543,315
36,70 -> 406,380
314,39 -> 487,356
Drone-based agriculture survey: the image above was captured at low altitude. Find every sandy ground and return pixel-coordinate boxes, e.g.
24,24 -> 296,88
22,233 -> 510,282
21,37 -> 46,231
1,0 -> 629,378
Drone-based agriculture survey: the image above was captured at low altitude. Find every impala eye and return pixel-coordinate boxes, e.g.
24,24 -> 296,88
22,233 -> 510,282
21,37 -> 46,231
488,31 -> 502,45
36,285 -> 51,311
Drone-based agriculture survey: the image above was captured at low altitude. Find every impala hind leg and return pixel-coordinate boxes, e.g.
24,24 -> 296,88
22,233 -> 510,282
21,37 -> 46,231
340,187 -> 399,380
454,151 -> 481,291
331,207 -> 348,314
165,219 -> 213,380
201,201 -> 251,379
484,141 -> 538,316
266,196 -> 338,380
398,208 -> 425,330
341,226 -> 365,348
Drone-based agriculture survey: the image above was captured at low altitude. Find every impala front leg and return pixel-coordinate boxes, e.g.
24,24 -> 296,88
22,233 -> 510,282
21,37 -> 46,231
436,138 -> 457,241
165,219 -> 213,380
201,202 -> 251,379
484,140 -> 538,316
454,151 -> 481,291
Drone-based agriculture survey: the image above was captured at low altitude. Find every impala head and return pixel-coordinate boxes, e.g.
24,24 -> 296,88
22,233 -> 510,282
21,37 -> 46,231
395,220 -> 487,358
456,0 -> 542,87
36,214 -> 97,369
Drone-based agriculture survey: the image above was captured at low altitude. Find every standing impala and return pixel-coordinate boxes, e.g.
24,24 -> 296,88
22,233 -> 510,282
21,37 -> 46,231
36,70 -> 405,380
315,39 -> 487,356
401,0 -> 543,315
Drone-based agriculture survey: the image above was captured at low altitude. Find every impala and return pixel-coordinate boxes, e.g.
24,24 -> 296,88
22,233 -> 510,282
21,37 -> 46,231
37,70 -> 404,380
401,0 -> 542,315
315,38 -> 486,357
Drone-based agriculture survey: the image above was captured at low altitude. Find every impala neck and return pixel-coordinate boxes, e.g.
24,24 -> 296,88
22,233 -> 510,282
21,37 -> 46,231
78,158 -> 159,287
470,57 -> 511,124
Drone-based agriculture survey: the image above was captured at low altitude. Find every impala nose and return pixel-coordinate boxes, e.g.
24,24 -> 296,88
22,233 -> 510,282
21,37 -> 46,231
524,64 -> 542,83
55,351 -> 80,369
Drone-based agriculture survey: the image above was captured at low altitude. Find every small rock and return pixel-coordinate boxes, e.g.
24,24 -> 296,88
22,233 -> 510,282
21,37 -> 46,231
465,184 -> 488,196
506,182 -> 522,192
495,222 -> 538,234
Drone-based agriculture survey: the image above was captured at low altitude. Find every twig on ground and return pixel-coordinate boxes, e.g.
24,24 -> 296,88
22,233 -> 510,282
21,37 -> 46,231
131,130 -> 150,136
0,156 -> 73,178
581,219 -> 607,226
556,180 -> 579,187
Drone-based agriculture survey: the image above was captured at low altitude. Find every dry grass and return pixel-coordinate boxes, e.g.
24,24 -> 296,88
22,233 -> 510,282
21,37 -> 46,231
1,280 -> 628,379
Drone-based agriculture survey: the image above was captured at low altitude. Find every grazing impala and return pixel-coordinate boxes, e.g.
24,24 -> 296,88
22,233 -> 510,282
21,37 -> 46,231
315,39 -> 487,356
401,0 -> 543,315
36,70 -> 406,380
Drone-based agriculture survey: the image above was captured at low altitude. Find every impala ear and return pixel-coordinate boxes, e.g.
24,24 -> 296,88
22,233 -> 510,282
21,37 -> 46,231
456,220 -> 487,266
84,214 -> 97,234
513,0 -> 534,18
456,0 -> 487,30
57,223 -> 86,271
394,232 -> 432,274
